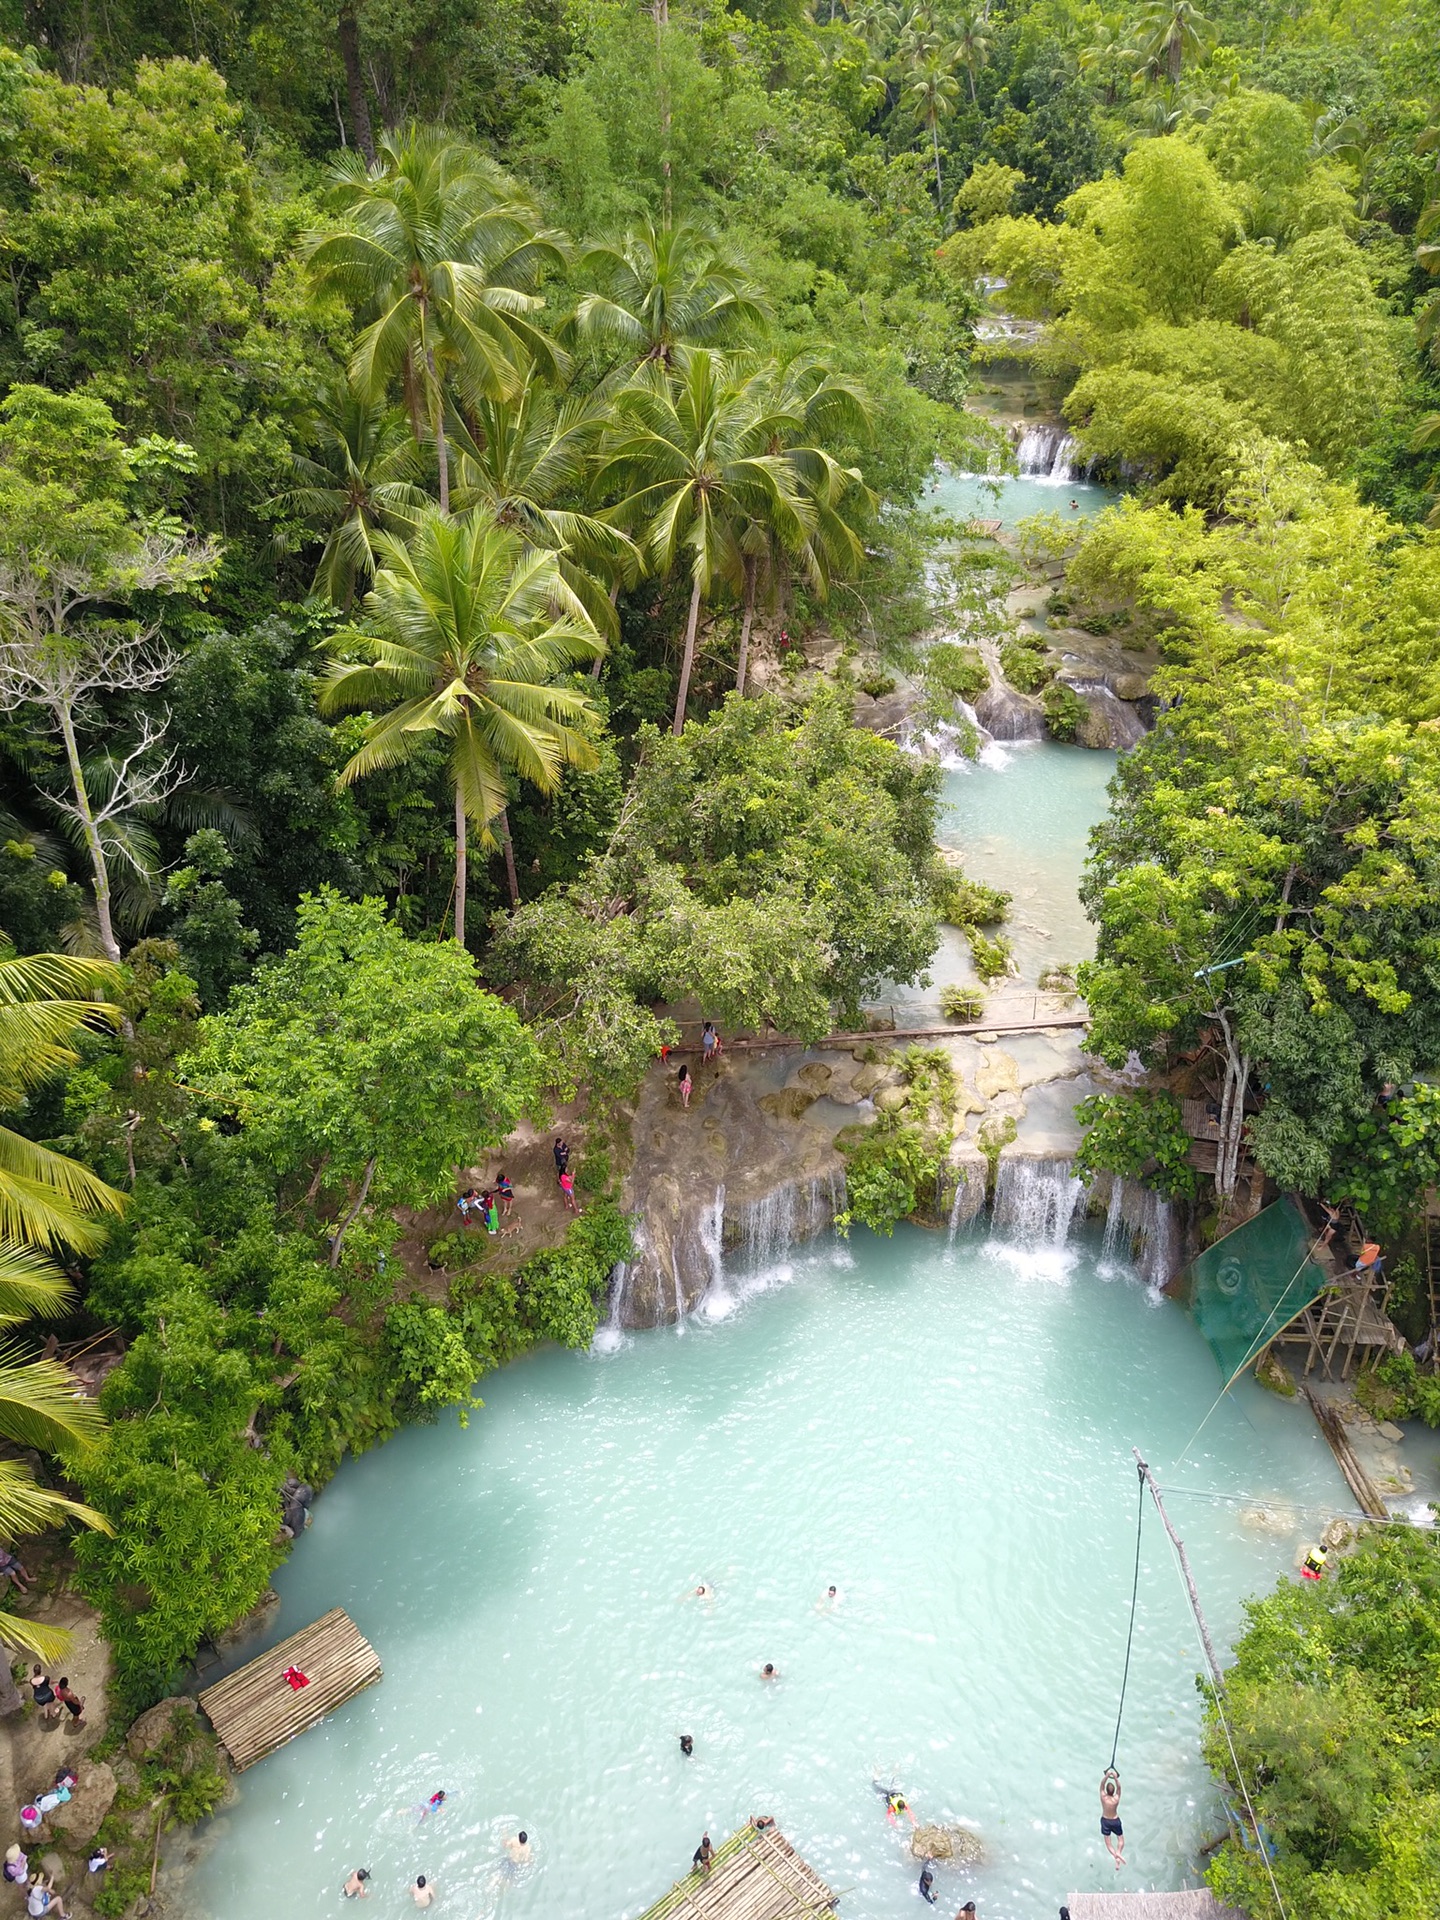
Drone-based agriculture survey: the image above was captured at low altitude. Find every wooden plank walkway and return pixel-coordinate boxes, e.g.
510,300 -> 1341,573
635,1825 -> 836,1920
199,1608 -> 381,1771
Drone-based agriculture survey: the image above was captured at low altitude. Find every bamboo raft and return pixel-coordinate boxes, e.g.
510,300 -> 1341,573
198,1608 -> 381,1771
634,1825 -> 837,1920
1066,1895 -> 1247,1920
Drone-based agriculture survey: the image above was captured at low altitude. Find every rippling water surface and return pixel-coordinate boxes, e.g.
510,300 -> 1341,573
189,1222 -> 1347,1920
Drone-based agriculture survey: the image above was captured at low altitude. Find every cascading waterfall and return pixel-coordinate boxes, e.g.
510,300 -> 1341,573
991,1158 -> 1089,1250
694,1183 -> 729,1319
592,1259 -> 632,1353
1098,1176 -> 1178,1293
1014,425 -> 1079,483
947,1165 -> 987,1244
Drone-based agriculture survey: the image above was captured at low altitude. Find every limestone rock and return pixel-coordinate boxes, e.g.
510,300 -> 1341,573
975,1051 -> 1020,1100
126,1695 -> 198,1764
910,1824 -> 984,1865
795,1063 -> 833,1090
1378,1420 -> 1405,1442
851,1062 -> 898,1098
874,1085 -> 909,1113
48,1762 -> 117,1844
759,1088 -> 817,1121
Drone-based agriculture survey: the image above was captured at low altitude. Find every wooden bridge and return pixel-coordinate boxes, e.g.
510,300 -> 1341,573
199,1608 -> 381,1770
635,1825 -> 836,1920
1066,1896 -> 1246,1920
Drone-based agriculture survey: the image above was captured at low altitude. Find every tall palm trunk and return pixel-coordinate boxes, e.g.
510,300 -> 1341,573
424,343 -> 450,512
735,557 -> 757,696
336,1 -> 376,163
930,120 -> 945,217
672,574 -> 704,735
453,788 -> 468,947
57,704 -> 120,963
497,806 -> 520,909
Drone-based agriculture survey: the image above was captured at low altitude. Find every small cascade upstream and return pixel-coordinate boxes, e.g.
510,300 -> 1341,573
592,1257 -> 633,1353
1014,424 -> 1080,483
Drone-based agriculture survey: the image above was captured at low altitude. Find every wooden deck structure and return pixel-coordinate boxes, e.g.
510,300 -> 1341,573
1066,1895 -> 1246,1920
635,1825 -> 836,1920
199,1608 -> 381,1770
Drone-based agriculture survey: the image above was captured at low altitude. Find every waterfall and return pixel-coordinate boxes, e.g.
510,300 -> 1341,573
992,1158 -> 1089,1250
1097,1176 -> 1179,1293
592,1259 -> 632,1353
693,1183 -> 728,1320
743,1182 -> 797,1268
1014,425 -> 1079,483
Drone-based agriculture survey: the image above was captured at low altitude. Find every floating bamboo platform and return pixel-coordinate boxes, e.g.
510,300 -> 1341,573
634,1825 -> 836,1920
199,1608 -> 381,1771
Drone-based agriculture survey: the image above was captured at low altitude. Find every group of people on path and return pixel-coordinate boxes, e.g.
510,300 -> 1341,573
457,1175 -> 513,1235
668,1021 -> 723,1109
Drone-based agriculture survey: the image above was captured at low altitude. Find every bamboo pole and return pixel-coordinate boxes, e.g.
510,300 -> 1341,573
1134,1449 -> 1227,1695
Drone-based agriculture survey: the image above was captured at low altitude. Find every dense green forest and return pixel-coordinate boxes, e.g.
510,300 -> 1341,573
0,0 -> 1439,1910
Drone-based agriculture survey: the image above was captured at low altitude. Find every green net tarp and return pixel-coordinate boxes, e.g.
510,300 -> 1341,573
1188,1196 -> 1329,1389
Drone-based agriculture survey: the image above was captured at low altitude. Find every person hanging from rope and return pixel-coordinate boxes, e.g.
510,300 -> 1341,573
1099,1769 -> 1125,1870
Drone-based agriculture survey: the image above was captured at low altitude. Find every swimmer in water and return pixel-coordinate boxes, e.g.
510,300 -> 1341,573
883,1789 -> 918,1827
411,1874 -> 435,1908
760,1662 -> 779,1681
680,1734 -> 694,1756
504,1831 -> 531,1865
342,1869 -> 370,1898
1069,498 -> 1079,510
919,1860 -> 938,1904
819,1584 -> 838,1607
410,1790 -> 446,1822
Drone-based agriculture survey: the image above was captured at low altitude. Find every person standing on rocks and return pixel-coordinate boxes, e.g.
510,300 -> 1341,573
552,1137 -> 570,1179
678,1064 -> 691,1109
54,1678 -> 84,1727
702,1022 -> 722,1066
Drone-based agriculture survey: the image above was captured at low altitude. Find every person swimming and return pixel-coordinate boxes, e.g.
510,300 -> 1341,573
760,1662 -> 779,1680
878,1785 -> 918,1827
680,1734 -> 694,1756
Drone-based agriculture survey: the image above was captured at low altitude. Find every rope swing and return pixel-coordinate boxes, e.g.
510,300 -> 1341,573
1108,1458 -> 1146,1772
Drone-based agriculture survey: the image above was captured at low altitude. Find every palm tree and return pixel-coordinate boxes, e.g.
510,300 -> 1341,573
275,384 -> 430,609
319,509 -> 603,930
729,359 -> 872,694
0,950 -> 124,1253
303,126 -> 567,511
0,1243 -> 112,1662
597,351 -> 828,732
1078,21 -> 1137,106
950,10 -> 992,102
1136,0 -> 1210,84
571,220 -> 770,377
903,60 -> 961,216
447,376 -> 638,642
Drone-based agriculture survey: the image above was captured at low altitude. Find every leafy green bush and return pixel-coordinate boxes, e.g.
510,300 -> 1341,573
1042,680 -> 1088,742
967,930 -> 1013,983
1328,1083 -> 1440,1239
838,1118 -> 943,1237
1355,1351 -> 1440,1427
1074,1090 -> 1197,1200
514,1200 -> 634,1349
382,1299 -> 482,1425
940,985 -> 984,1022
923,642 -> 987,702
574,1143 -> 614,1195
95,1867 -> 151,1918
1205,1528 -> 1440,1920
934,871 -> 1011,928
427,1228 -> 490,1270
999,634 -> 1052,693
859,672 -> 896,698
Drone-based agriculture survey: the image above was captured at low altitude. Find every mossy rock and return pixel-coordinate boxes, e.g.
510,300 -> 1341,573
1255,1347 -> 1296,1397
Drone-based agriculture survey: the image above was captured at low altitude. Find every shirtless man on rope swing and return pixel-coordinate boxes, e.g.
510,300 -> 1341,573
1099,1770 -> 1126,1870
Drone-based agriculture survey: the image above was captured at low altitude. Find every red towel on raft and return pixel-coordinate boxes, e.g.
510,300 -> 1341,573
282,1665 -> 310,1690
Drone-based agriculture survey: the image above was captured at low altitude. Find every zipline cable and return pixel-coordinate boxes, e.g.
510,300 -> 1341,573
1109,1460 -> 1146,1771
